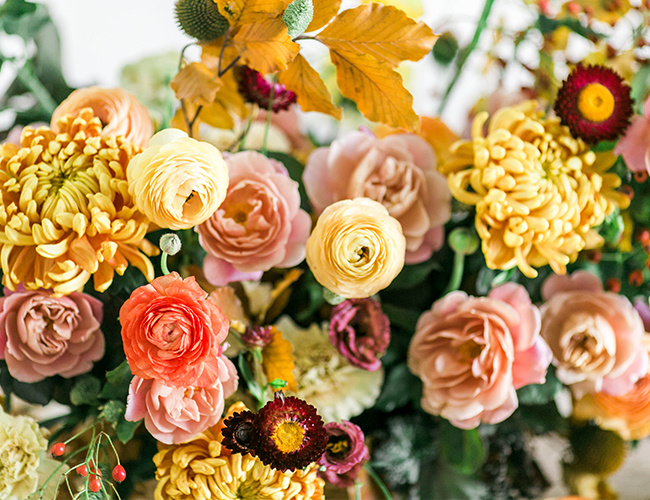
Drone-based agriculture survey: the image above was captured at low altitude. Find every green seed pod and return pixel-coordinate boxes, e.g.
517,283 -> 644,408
283,0 -> 314,39
175,0 -> 230,42
432,31 -> 459,66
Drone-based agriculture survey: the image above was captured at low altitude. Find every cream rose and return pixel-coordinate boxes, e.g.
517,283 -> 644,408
127,129 -> 228,230
305,198 -> 406,299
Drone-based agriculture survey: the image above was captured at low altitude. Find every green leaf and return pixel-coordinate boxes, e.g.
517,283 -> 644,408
598,209 -> 624,246
265,152 -> 311,212
238,353 -> 265,404
517,366 -> 564,406
283,0 -> 313,38
116,418 -> 141,444
387,258 -> 441,290
374,363 -> 422,412
439,420 -> 486,475
381,303 -> 420,333
70,376 -> 101,406
534,14 -> 599,39
0,2 -> 49,41
100,400 -> 126,425
420,460 -> 489,500
631,63 -> 650,115
0,0 -> 37,17
98,361 -> 133,400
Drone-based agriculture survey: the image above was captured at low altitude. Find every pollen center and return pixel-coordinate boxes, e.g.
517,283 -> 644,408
577,83 -> 615,123
271,421 -> 305,453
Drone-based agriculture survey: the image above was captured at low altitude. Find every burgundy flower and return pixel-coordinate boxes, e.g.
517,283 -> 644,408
237,66 -> 297,113
329,298 -> 390,371
318,421 -> 369,487
222,410 -> 256,456
241,326 -> 274,349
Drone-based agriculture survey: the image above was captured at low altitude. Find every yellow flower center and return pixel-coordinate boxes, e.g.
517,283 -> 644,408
577,83 -> 615,123
271,421 -> 305,454
224,201 -> 254,226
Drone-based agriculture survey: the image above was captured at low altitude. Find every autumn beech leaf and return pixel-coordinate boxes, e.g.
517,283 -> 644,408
262,327 -> 298,393
316,4 -> 437,67
330,49 -> 418,131
170,62 -> 222,106
306,0 -> 341,32
230,19 -> 300,73
278,54 -> 342,119
215,0 -> 285,24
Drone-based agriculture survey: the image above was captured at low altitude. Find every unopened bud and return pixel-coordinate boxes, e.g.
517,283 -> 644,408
160,233 -> 182,255
448,228 -> 479,255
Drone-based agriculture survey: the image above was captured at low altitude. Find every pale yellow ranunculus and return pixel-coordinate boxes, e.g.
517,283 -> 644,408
127,129 -> 229,230
305,198 -> 405,299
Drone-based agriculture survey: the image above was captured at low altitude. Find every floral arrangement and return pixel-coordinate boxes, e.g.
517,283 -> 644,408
3,0 -> 650,498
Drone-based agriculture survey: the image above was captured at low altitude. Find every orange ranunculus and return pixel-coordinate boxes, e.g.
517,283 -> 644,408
120,272 -> 229,388
51,87 -> 154,148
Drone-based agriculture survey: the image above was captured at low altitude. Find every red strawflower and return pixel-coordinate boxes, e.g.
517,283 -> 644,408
237,66 -> 297,113
221,410 -> 256,456
554,64 -> 633,144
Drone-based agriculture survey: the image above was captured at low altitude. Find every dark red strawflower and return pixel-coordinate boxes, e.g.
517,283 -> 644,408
554,64 -> 633,144
237,66 -> 297,113
222,410 -> 256,456
251,392 -> 327,472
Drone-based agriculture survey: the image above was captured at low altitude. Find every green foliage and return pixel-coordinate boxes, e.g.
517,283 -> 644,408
266,152 -> 311,212
283,0 -> 313,38
439,420 -> 486,475
516,366 -> 563,406
100,400 -> 126,425
117,418 -> 141,444
70,376 -> 102,406
631,63 -> 650,114
374,363 -> 422,412
387,257 -> 441,291
534,14 -> 599,39
599,209 -> 625,247
98,361 -> 133,400
432,31 -> 459,66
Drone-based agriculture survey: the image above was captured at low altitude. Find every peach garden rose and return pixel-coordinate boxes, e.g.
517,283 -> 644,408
408,283 -> 552,429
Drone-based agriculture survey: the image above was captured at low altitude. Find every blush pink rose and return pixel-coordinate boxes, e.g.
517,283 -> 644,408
197,151 -> 311,286
407,283 -> 551,429
614,96 -> 650,174
540,271 -> 648,397
0,289 -> 104,382
303,131 -> 451,264
125,354 -> 238,444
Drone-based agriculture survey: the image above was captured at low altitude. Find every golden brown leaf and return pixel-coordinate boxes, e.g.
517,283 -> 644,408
201,100 -> 236,130
170,102 -> 200,137
278,54 -> 341,119
201,38 -> 242,74
316,4 -> 437,67
306,0 -> 341,32
200,70 -> 249,130
230,19 -> 300,73
170,62 -> 222,106
215,0 -> 285,25
262,327 -> 298,393
419,116 -> 459,165
330,49 -> 418,131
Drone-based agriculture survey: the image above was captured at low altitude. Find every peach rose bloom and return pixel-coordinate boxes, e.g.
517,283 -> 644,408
120,272 -> 229,388
0,289 -> 104,383
197,152 -> 311,286
51,87 -> 154,148
540,271 -> 647,397
305,198 -> 406,299
127,129 -> 229,230
303,131 -> 451,264
408,283 -> 552,429
125,354 -> 238,444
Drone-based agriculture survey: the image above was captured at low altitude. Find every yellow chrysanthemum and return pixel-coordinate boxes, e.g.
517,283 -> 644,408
153,407 -> 324,500
0,109 -> 155,295
440,101 -> 628,278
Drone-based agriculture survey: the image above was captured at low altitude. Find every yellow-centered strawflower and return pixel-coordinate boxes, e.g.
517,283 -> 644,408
440,101 -> 628,278
153,407 -> 325,500
0,109 -> 155,295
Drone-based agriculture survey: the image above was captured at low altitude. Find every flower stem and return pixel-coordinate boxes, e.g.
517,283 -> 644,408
437,0 -> 495,115
364,464 -> 393,500
355,482 -> 362,500
161,252 -> 171,276
15,60 -> 57,116
261,76 -> 277,156
443,251 -> 465,295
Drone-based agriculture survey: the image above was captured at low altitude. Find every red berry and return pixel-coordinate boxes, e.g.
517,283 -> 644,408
589,250 -> 602,263
635,171 -> 648,183
629,270 -> 644,287
51,443 -> 65,457
636,228 -> 650,243
112,464 -> 126,483
605,277 -> 622,293
76,464 -> 88,477
88,476 -> 102,493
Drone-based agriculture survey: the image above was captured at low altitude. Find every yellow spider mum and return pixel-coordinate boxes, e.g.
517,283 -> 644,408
440,101 -> 628,278
0,109 -> 155,295
153,405 -> 325,500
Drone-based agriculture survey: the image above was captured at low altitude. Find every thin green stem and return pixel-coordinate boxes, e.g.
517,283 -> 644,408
443,251 -> 465,295
37,444 -> 91,499
261,76 -> 277,156
355,482 -> 362,500
437,0 -> 496,115
161,252 -> 171,275
364,464 -> 392,500
14,60 -> 57,116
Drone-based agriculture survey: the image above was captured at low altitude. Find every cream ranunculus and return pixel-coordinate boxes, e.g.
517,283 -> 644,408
305,198 -> 406,299
127,129 -> 229,230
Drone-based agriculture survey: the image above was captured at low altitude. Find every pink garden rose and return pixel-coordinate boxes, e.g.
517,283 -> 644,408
540,271 -> 648,397
408,283 -> 552,429
197,151 -> 311,286
615,96 -> 650,173
125,354 -> 238,444
0,289 -> 104,382
303,131 -> 451,264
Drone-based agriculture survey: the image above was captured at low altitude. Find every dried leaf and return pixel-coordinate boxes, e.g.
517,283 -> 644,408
170,102 -> 200,137
215,0 -> 285,24
278,54 -> 341,119
317,4 -> 437,67
419,116 -> 459,165
200,70 -> 249,129
262,327 -> 298,393
201,38 -> 242,74
330,49 -> 418,131
170,62 -> 222,106
306,0 -> 341,32
230,19 -> 300,73
263,269 -> 304,323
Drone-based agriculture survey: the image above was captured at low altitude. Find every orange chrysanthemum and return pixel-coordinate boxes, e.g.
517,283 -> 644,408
440,101 -> 629,278
0,109 -> 155,295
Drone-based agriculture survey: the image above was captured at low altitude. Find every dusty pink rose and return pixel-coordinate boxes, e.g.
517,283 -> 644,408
197,151 -> 311,286
540,271 -> 648,397
125,354 -> 238,444
408,283 -> 552,429
303,131 -> 451,264
0,289 -> 104,382
615,96 -> 650,173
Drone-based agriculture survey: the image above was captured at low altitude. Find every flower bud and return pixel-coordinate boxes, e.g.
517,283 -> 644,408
160,233 -> 182,256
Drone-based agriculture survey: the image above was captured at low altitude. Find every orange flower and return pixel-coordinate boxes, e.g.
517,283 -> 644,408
120,272 -> 229,388
51,87 -> 154,148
